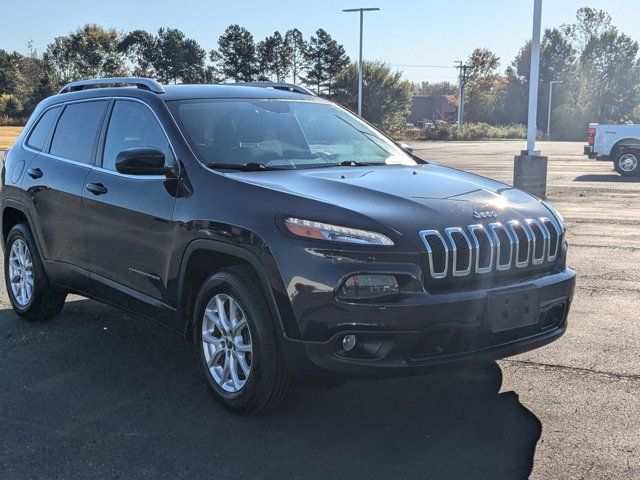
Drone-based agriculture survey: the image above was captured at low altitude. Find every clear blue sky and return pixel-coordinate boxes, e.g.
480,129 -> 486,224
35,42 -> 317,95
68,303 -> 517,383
1,0 -> 637,83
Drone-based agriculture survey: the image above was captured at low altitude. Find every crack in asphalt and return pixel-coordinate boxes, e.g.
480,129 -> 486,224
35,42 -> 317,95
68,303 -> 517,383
569,218 -> 640,226
570,243 -> 640,251
503,359 -> 640,382
576,285 -> 640,294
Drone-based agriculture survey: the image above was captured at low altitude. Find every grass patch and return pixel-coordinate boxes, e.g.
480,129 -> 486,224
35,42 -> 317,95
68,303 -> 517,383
0,126 -> 23,149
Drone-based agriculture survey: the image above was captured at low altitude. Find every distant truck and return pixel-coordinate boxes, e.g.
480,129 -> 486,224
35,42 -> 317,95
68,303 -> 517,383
584,123 -> 640,176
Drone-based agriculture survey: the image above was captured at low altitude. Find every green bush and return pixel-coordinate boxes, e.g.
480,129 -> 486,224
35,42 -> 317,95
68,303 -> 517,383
414,122 -> 527,141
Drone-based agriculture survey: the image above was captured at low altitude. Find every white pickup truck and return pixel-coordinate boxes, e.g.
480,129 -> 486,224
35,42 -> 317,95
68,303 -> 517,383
584,123 -> 640,176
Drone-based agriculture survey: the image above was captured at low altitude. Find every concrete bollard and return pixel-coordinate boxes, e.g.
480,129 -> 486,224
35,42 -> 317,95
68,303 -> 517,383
513,150 -> 548,199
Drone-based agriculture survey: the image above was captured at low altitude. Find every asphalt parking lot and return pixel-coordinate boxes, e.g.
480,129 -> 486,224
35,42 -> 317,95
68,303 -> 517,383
1,140 -> 638,479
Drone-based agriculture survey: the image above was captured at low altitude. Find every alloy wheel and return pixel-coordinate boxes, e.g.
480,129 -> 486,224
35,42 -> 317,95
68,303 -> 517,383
619,153 -> 638,172
9,239 -> 34,307
201,293 -> 253,393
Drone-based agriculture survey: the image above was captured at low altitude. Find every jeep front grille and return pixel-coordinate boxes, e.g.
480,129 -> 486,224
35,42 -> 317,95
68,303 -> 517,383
419,217 -> 562,279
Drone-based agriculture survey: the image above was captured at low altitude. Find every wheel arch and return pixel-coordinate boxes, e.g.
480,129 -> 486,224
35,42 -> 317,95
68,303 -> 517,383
1,200 -> 37,250
176,239 -> 286,337
611,138 -> 640,156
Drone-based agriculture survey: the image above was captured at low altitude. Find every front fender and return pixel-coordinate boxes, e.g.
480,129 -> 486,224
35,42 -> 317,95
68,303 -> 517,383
175,238 -> 296,337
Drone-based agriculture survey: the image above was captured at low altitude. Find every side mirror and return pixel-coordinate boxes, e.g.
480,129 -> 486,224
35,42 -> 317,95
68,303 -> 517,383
115,147 -> 174,176
396,141 -> 414,154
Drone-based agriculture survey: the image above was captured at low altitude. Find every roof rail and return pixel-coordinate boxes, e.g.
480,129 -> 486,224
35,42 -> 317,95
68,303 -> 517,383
230,82 -> 315,96
58,77 -> 165,95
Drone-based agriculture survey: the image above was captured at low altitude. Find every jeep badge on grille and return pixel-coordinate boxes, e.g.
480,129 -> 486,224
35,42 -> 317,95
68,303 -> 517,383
473,210 -> 498,219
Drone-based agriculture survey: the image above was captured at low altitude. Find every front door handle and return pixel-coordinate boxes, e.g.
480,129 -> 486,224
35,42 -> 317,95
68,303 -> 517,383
85,182 -> 108,195
27,168 -> 43,179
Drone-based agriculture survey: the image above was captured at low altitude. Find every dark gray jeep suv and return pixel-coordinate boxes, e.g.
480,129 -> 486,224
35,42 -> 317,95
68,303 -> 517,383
1,78 -> 575,412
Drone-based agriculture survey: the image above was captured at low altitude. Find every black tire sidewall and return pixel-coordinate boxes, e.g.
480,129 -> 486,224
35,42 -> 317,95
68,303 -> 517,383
4,224 -> 41,314
614,149 -> 640,176
193,269 -> 279,411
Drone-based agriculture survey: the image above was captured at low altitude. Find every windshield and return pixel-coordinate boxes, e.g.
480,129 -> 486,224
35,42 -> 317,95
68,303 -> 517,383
168,99 -> 417,169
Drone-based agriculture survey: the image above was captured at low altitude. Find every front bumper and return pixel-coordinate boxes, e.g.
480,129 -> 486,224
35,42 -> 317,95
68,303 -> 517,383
285,267 -> 575,379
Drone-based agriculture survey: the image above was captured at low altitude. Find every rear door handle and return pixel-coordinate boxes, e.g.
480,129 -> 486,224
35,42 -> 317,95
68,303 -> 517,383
27,168 -> 43,179
85,182 -> 108,195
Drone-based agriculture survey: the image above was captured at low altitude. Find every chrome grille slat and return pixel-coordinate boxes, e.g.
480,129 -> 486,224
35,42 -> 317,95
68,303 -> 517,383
445,227 -> 473,277
419,216 -> 562,279
468,224 -> 494,274
419,230 -> 449,279
489,222 -> 514,271
507,220 -> 531,268
526,218 -> 549,265
541,217 -> 562,262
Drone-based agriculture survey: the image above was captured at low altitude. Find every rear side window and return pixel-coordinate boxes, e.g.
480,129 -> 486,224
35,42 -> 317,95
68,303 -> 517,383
102,100 -> 174,171
50,101 -> 108,164
26,107 -> 61,151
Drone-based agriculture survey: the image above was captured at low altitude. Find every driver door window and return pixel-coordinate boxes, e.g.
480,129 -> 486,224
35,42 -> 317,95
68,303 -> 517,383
102,100 -> 175,171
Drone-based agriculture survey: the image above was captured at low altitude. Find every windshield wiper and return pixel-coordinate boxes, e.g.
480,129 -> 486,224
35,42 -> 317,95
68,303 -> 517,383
338,160 -> 380,167
207,162 -> 285,171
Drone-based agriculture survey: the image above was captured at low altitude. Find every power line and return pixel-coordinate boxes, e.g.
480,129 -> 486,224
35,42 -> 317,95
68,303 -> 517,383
388,64 -> 456,69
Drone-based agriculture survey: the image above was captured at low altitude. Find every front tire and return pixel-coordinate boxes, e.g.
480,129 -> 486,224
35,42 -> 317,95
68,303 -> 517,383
193,266 -> 290,413
4,223 -> 66,321
613,148 -> 640,176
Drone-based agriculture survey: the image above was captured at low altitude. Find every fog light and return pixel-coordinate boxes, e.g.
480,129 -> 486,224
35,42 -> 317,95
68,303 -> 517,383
342,334 -> 357,352
338,274 -> 399,300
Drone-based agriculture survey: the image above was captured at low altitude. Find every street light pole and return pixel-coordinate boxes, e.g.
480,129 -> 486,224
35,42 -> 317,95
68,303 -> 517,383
513,0 -> 548,199
526,0 -> 542,154
546,80 -> 562,139
342,7 -> 380,117
358,10 -> 363,116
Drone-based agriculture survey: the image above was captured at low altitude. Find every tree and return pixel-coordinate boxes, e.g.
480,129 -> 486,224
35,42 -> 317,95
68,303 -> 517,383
44,24 -> 128,83
272,32 -> 293,83
466,48 -> 500,80
258,31 -> 292,82
119,29 -> 157,77
0,44 -> 56,117
303,29 -> 349,94
257,32 -> 277,81
0,49 -> 22,95
285,29 -> 307,84
0,94 -> 22,118
463,48 -> 506,124
332,61 -> 412,136
214,25 -> 258,82
413,81 -> 457,96
15,48 -> 57,114
156,28 -> 208,83
562,7 -> 612,52
504,28 -> 577,128
120,28 -> 209,84
579,29 -> 640,123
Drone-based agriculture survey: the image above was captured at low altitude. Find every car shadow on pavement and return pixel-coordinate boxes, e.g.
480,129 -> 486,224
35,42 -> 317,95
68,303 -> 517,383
575,173 -> 640,182
0,299 -> 542,480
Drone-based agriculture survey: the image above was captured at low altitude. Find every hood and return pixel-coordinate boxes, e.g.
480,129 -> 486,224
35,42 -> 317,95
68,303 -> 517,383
224,163 -> 548,239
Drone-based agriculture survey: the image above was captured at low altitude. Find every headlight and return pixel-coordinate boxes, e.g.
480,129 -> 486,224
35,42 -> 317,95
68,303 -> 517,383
283,217 -> 394,246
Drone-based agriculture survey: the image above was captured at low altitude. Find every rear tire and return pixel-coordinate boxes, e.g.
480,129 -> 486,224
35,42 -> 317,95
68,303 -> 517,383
4,223 -> 66,321
193,265 -> 290,413
613,148 -> 640,176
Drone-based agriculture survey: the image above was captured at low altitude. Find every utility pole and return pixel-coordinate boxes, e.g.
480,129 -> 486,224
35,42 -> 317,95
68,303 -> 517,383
546,80 -> 562,139
342,7 -> 381,117
455,61 -> 468,129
